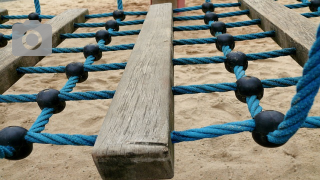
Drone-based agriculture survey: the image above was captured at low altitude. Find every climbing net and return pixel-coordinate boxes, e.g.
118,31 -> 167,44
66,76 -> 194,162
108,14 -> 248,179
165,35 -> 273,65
0,0 -> 319,173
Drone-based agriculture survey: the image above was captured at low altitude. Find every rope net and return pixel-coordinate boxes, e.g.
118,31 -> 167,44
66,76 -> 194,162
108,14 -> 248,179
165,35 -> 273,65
0,0 -> 319,174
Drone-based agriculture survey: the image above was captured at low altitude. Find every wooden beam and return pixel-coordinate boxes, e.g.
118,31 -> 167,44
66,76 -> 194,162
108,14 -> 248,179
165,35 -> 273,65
152,0 -> 177,9
239,0 -> 318,67
0,9 -> 88,94
92,3 -> 174,180
0,9 -> 9,24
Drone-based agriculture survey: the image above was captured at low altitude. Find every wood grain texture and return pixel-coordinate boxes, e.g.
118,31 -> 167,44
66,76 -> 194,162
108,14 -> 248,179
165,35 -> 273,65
0,9 -> 88,94
239,0 -> 317,67
0,9 -> 8,24
152,0 -> 177,9
92,3 -> 174,180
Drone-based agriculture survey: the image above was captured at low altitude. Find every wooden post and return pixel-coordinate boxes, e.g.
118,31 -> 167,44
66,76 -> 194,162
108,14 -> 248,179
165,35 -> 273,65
92,3 -> 174,180
0,9 -> 9,24
152,0 -> 177,9
0,9 -> 88,94
239,0 -> 318,67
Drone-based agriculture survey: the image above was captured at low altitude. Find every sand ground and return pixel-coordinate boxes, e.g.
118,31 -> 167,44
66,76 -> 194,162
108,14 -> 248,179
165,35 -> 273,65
0,0 -> 320,179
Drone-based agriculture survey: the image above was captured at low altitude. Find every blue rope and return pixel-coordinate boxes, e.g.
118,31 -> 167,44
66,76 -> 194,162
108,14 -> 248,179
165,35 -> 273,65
1,15 -> 54,19
117,0 -> 123,10
74,20 -> 144,28
34,0 -> 41,14
301,12 -> 320,18
268,25 -> 320,144
173,31 -> 274,46
29,108 -> 54,133
173,19 -> 261,31
173,10 -> 249,21
171,116 -> 320,143
52,43 -> 134,53
60,29 -> 141,39
0,25 -> 12,29
0,77 -> 300,103
25,132 -> 97,146
0,146 -> 15,159
285,3 -> 310,9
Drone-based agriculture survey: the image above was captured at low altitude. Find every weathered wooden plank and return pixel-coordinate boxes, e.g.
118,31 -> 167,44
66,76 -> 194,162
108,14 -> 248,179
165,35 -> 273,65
0,9 -> 8,24
92,3 -> 174,180
152,0 -> 177,9
0,9 -> 88,94
239,0 -> 317,67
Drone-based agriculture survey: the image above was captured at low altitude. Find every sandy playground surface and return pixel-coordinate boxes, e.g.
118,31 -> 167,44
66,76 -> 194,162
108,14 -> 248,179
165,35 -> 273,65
1,0 -> 320,179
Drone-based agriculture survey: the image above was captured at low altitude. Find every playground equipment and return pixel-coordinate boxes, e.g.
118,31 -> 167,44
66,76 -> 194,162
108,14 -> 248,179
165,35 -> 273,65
1,0 -> 320,179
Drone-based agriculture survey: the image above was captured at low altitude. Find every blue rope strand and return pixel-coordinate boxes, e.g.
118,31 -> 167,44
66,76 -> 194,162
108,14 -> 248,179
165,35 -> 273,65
34,0 -> 41,14
268,25 -> 320,144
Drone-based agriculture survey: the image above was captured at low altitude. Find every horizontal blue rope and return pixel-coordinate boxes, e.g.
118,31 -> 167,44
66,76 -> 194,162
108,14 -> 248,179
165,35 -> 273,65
285,2 -> 310,9
85,11 -> 147,19
173,19 -> 261,31
171,116 -> 320,143
74,19 -> 144,28
302,11 -> 320,18
0,77 -> 300,103
173,10 -> 249,21
172,48 -> 295,65
60,29 -> 140,39
18,48 -> 293,74
25,132 -> 97,146
0,24 -> 12,29
2,15 -> 54,19
173,31 -> 274,46
52,43 -> 134,53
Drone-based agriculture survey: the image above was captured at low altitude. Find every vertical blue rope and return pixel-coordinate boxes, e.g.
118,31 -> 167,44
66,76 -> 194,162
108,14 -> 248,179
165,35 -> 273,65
29,108 -> 55,133
34,0 -> 41,14
117,0 -> 123,10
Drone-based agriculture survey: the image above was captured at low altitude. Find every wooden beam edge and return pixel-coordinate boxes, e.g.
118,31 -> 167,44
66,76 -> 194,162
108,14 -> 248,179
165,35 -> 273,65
0,9 -> 88,94
239,0 -> 317,66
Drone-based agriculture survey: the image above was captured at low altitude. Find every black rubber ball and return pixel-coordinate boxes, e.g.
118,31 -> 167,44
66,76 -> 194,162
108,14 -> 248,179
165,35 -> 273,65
201,2 -> 214,13
252,111 -> 286,148
235,76 -> 264,103
309,0 -> 320,12
36,89 -> 66,114
210,21 -> 226,37
95,30 -> 112,45
113,10 -> 126,21
66,62 -> 88,83
216,34 -> 235,52
225,51 -> 248,73
83,44 -> 102,61
28,12 -> 41,22
0,33 -> 8,48
204,12 -> 218,25
0,126 -> 33,160
105,20 -> 119,31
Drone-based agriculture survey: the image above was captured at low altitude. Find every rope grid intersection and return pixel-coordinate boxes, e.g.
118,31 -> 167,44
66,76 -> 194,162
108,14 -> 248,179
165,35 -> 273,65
0,0 -> 320,165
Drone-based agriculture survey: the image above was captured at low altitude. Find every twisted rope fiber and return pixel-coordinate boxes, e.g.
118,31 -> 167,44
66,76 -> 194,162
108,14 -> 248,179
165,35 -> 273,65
85,11 -> 147,19
1,15 -> 54,19
74,20 -> 144,28
173,10 -> 249,21
285,3 -> 310,9
223,45 -> 262,118
60,29 -> 141,39
171,117 -> 320,143
0,25 -> 12,29
17,48 -> 294,74
268,25 -> 320,144
173,31 -> 274,46
301,12 -> 320,18
117,0 -> 123,10
3,35 -> 12,40
172,48 -> 294,65
34,0 -> 41,14
17,62 -> 127,74
173,19 -> 261,31
52,43 -> 134,53
0,77 -> 300,103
